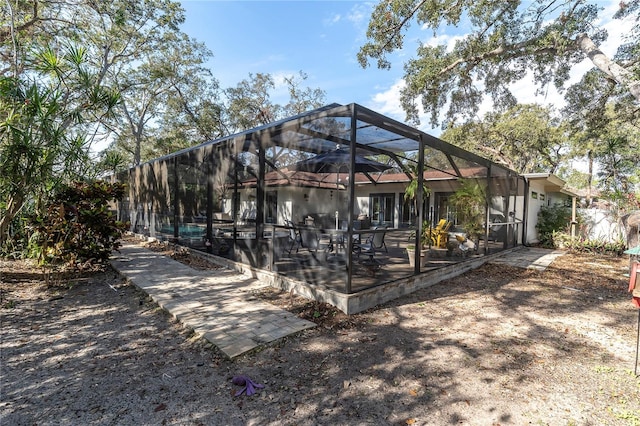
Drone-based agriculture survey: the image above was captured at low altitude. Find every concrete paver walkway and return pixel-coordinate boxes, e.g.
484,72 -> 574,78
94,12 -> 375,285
489,246 -> 565,270
111,244 -> 315,359
111,244 -> 561,359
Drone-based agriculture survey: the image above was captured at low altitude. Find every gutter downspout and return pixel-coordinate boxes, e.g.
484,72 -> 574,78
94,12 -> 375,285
522,178 -> 530,246
571,196 -> 577,238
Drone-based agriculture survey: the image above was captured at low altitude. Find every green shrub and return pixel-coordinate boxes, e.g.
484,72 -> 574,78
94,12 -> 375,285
535,205 -> 573,248
552,231 -> 626,256
408,220 -> 431,248
28,181 -> 128,268
0,209 -> 33,259
450,179 -> 487,240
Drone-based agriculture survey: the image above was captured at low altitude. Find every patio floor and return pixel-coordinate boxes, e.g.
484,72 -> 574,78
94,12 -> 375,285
269,230 -> 510,293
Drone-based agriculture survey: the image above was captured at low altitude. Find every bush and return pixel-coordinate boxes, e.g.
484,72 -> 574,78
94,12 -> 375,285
0,208 -> 33,259
538,205 -> 626,255
535,205 -> 573,248
28,181 -> 128,268
552,231 -> 626,256
408,220 -> 431,248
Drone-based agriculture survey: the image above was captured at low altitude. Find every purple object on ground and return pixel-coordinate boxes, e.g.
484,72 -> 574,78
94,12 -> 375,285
232,375 -> 264,396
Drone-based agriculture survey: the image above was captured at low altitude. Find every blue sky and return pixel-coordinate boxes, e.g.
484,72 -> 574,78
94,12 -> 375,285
178,1 -> 633,135
179,2 -> 398,105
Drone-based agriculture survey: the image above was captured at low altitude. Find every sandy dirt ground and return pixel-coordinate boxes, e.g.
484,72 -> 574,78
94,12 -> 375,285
2,250 -> 640,425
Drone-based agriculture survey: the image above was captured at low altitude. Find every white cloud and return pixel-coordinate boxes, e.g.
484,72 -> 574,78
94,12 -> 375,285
597,8 -> 636,56
476,72 -> 566,119
324,13 -> 342,26
270,70 -> 298,104
422,33 -> 466,52
346,2 -> 371,27
272,71 -> 290,87
368,79 -> 406,118
248,53 -> 286,69
344,2 -> 375,44
367,79 -> 441,134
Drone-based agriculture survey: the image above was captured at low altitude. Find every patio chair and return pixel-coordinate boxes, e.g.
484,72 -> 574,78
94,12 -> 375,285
427,219 -> 447,237
284,220 -> 302,254
328,220 -> 348,253
356,226 -> 388,263
352,219 -> 363,245
299,227 -> 322,253
431,220 -> 452,248
368,225 -> 388,252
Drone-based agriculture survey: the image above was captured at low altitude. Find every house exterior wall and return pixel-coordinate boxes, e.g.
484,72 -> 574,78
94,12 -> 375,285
355,183 -> 407,228
526,181 -> 548,244
525,178 -> 576,244
271,187 -> 345,227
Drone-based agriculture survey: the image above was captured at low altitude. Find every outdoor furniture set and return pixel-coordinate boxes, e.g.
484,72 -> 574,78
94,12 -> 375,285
284,220 -> 388,270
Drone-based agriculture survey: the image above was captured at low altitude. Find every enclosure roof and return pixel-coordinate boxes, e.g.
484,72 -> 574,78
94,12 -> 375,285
136,102 -> 520,180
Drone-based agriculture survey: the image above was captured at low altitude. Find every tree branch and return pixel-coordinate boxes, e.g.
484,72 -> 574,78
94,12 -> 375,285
438,40 -> 558,77
576,33 -> 640,102
376,0 -> 430,55
0,0 -> 38,43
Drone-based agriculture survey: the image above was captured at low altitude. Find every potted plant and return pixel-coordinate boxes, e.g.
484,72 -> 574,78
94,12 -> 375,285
406,244 -> 428,268
405,244 -> 417,267
449,178 -> 487,249
403,163 -> 431,227
406,220 -> 430,267
407,219 -> 431,247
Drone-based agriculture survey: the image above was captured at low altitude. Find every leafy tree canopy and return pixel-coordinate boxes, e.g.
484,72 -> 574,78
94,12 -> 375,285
358,0 -> 639,127
562,69 -> 639,205
0,46 -> 119,245
223,71 -> 326,169
588,107 -> 640,197
0,0 -> 192,243
440,104 -> 566,174
224,71 -> 326,134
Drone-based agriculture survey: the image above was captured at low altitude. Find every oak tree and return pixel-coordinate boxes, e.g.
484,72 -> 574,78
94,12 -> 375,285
440,104 -> 566,173
358,0 -> 639,127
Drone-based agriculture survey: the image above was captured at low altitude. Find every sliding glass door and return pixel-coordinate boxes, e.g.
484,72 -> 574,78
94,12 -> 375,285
370,193 -> 394,227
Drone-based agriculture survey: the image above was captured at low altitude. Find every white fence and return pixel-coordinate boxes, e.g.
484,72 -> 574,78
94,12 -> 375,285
578,208 -> 625,242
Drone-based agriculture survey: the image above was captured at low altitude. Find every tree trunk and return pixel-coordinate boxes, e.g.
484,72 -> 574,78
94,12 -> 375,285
587,150 -> 593,206
134,138 -> 141,166
0,193 -> 24,245
577,33 -> 640,102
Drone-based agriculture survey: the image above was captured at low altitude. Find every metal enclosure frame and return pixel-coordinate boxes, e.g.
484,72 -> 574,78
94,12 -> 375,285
115,103 -> 526,297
